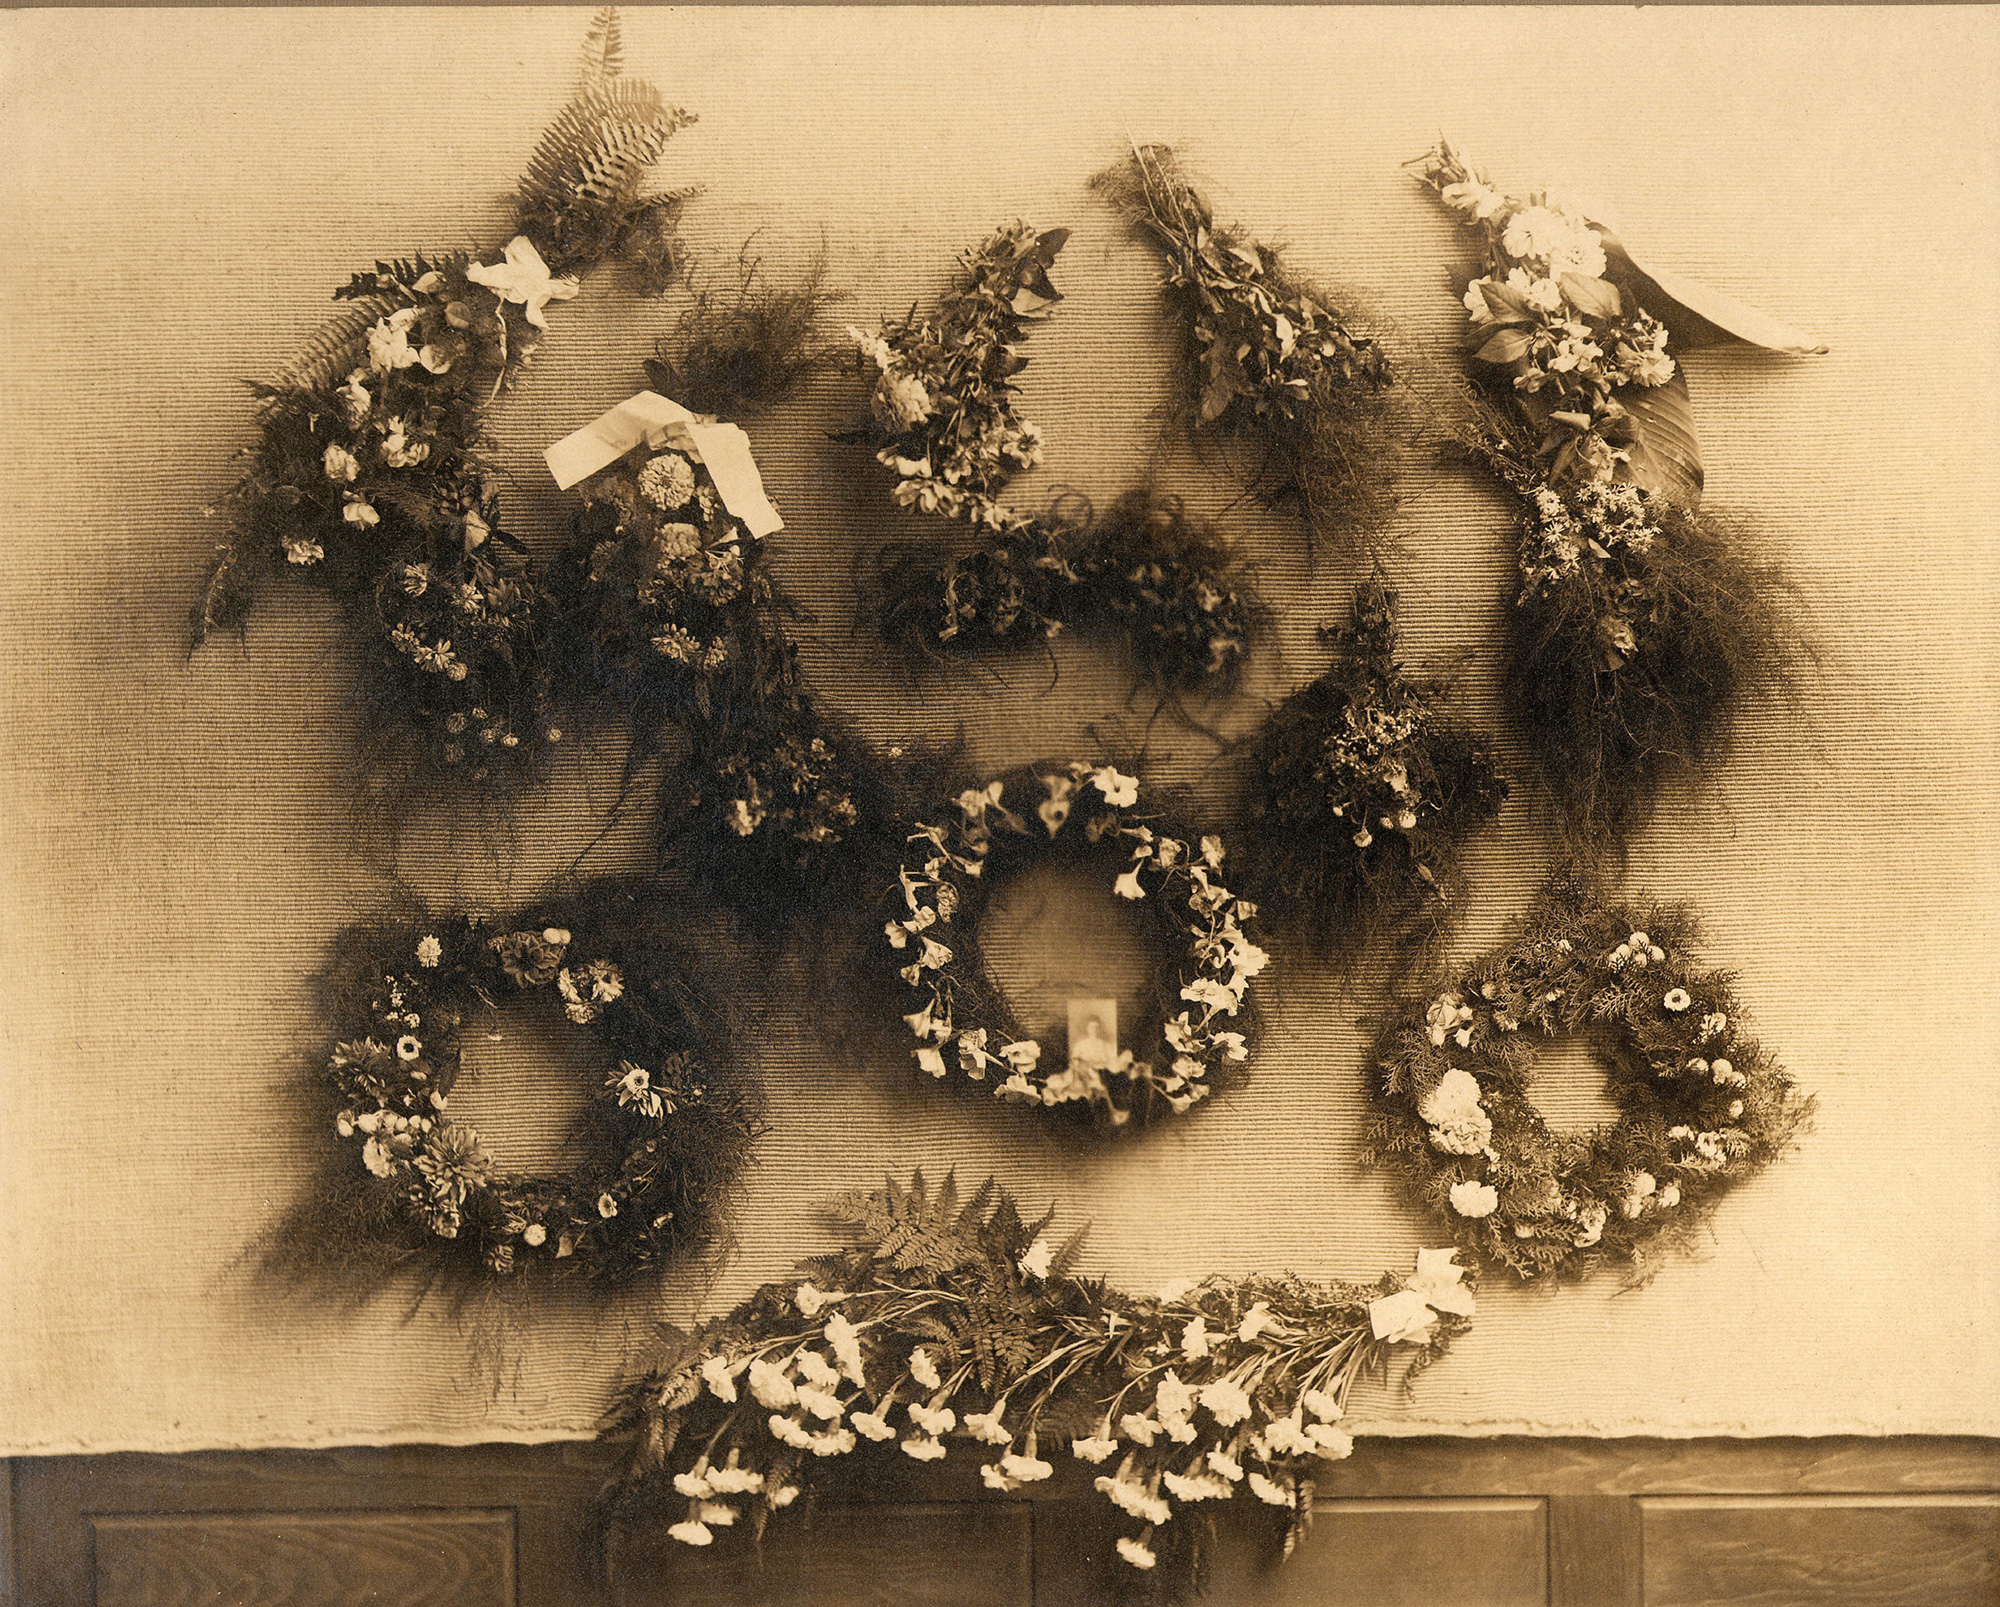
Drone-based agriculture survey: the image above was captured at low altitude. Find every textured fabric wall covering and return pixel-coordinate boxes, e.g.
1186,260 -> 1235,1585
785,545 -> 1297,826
1,7 -> 1994,1456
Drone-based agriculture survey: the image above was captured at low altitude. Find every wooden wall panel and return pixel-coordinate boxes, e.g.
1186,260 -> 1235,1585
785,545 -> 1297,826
606,1502 -> 1032,1607
1639,1493 -> 2000,1607
91,1510 -> 515,1607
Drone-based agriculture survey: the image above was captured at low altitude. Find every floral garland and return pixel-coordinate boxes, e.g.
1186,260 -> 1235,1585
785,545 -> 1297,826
1239,580 -> 1507,955
1412,141 -> 1816,848
884,763 -> 1267,1126
192,12 -> 697,798
1363,878 -> 1810,1281
285,879 -> 759,1287
602,1171 -> 1475,1600
1093,144 -> 1404,557
849,222 -> 1256,692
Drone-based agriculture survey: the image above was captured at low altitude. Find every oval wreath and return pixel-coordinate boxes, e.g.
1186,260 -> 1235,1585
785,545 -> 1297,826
884,761 -> 1268,1127
297,878 -> 760,1286
1363,878 -> 1809,1280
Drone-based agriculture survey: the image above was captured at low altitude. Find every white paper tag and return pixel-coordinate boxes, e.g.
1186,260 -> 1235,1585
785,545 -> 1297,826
543,391 -> 784,537
1067,998 -> 1119,1069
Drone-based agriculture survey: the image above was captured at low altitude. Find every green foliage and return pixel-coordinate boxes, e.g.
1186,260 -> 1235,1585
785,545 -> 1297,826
645,245 -> 845,418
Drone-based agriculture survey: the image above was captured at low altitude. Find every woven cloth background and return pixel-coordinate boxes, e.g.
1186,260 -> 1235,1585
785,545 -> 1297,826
1,6 -> 1995,1455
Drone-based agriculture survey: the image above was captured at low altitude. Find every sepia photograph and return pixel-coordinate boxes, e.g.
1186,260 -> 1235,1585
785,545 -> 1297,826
1,6 -> 1994,1602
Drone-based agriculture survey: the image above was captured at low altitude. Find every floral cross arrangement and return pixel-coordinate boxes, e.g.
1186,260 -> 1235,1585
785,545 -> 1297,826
603,1171 -> 1475,1597
882,762 -> 1267,1127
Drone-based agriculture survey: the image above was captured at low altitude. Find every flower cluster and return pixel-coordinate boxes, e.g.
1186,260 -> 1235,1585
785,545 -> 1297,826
1094,144 -> 1402,555
194,21 -> 698,802
1413,140 -> 1675,489
300,886 -> 759,1287
559,440 -> 767,703
876,489 -> 1256,692
1365,879 -> 1810,1281
886,764 -> 1266,1127
604,1172 -> 1474,1596
842,221 -> 1069,529
1241,582 -> 1506,955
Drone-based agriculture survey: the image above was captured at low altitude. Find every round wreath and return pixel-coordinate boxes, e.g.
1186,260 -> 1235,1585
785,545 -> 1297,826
303,880 -> 759,1285
1364,880 -> 1809,1280
885,761 -> 1268,1126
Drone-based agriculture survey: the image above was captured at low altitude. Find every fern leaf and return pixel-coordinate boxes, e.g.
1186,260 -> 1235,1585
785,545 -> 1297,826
579,6 -> 624,91
270,299 -> 395,396
1047,1222 -> 1091,1283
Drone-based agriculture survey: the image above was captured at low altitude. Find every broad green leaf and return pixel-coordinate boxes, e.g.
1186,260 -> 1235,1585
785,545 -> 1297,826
1618,369 -> 1705,505
1475,327 -> 1534,365
1478,278 -> 1532,323
1559,271 -> 1622,321
1596,224 -> 1827,355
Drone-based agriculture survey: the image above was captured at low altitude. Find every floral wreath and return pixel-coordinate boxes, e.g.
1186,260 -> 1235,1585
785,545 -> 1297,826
604,1170 -> 1476,1598
884,762 -> 1267,1126
1363,878 -> 1810,1281
848,222 -> 1257,692
295,879 -> 760,1286
1411,140 -> 1818,848
1239,579 -> 1507,956
193,14 -> 698,798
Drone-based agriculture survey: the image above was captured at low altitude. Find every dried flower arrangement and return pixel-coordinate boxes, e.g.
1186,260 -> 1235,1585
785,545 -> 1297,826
1092,144 -> 1406,558
1412,140 -> 1819,849
192,11 -> 697,805
1363,875 -> 1810,1281
1238,580 -> 1507,958
848,222 -> 1259,693
602,1171 -> 1474,1601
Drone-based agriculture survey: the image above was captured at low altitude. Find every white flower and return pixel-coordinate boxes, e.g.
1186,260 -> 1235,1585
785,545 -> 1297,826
366,307 -> 422,372
597,1192 -> 618,1218
1179,1315 -> 1211,1359
666,1519 -> 713,1547
697,1501 -> 737,1528
908,1347 -> 942,1391
1119,1414 -> 1159,1447
795,1349 -> 840,1390
701,1355 -> 738,1403
1000,1451 -> 1054,1482
1091,766 -> 1140,806
981,1463 -> 1021,1492
907,1402 -> 955,1436
916,1045 -> 948,1077
283,537 -> 324,565
465,235 -> 580,330
324,444 -> 361,482
1198,1378 -> 1252,1427
1450,1180 -> 1499,1218
747,1359 -> 795,1409
1367,1288 -> 1436,1344
415,934 -> 442,967
1308,1425 -> 1355,1460
1116,1536 -> 1157,1571
342,497 -> 379,528
1017,1237 -> 1053,1280
877,372 -> 934,428
795,1283 -> 832,1316
851,1409 -> 896,1442
1236,1301 -> 1272,1343
1300,1388 -> 1343,1422
673,1468 -> 713,1499
1658,1183 -> 1682,1208
770,1483 -> 800,1506
1113,867 -> 1146,901
1071,1435 -> 1118,1464
825,1311 -> 867,1384
361,1137 -> 392,1177
522,1222 -> 547,1248
1662,987 -> 1692,1013
1248,1470 -> 1296,1507
900,1435 -> 947,1462
963,1406 -> 1010,1445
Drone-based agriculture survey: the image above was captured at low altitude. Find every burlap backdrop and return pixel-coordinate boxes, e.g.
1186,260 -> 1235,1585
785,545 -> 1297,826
2,7 -> 1994,1454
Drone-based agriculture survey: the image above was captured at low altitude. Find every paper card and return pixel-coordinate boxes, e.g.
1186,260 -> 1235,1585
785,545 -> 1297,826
1067,998 -> 1118,1069
543,391 -> 784,537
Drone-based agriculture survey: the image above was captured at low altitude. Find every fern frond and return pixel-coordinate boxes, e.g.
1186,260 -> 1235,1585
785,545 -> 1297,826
269,298 -> 396,395
580,6 -> 625,91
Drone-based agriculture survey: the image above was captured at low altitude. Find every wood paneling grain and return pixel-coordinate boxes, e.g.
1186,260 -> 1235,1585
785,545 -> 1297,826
92,1509 -> 515,1607
1550,1492 -> 1642,1607
1640,1494 -> 2000,1607
1031,1494 -> 1548,1607
606,1501 -> 1032,1607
